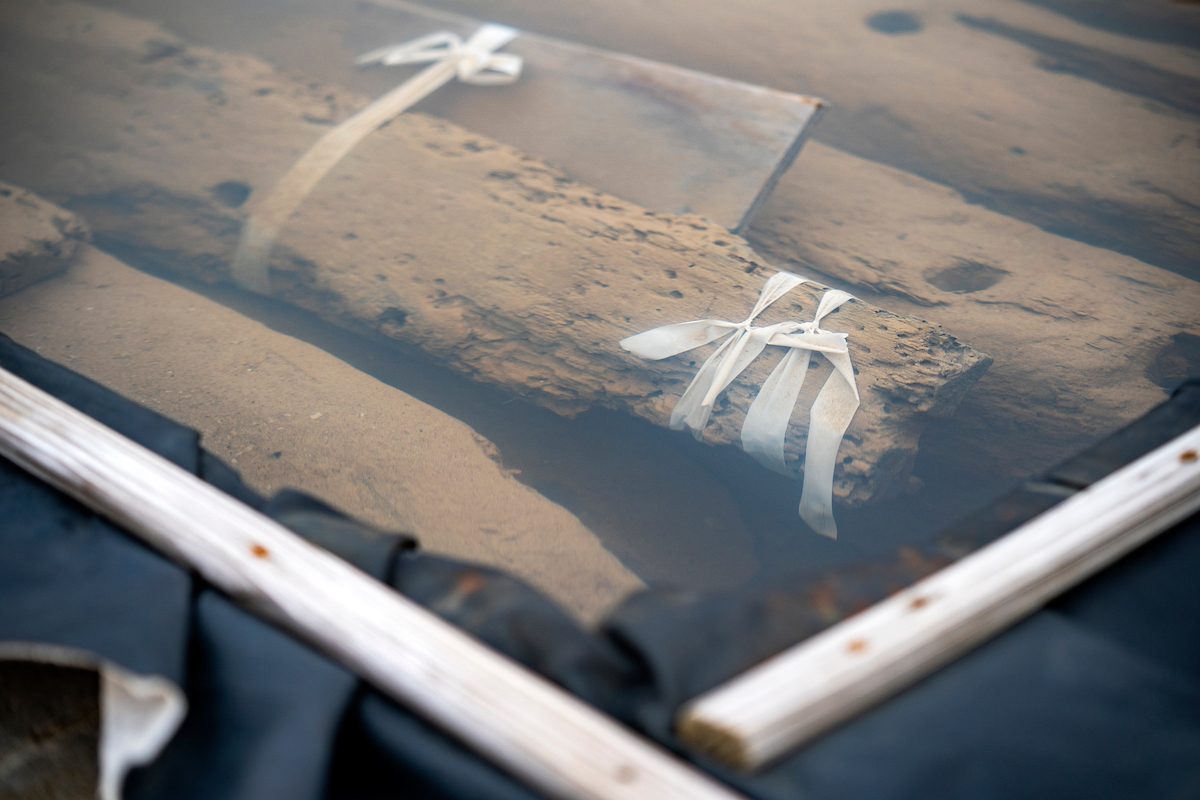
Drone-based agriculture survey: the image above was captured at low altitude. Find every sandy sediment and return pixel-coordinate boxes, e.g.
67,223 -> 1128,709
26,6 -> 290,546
750,141 -> 1200,481
0,244 -> 644,623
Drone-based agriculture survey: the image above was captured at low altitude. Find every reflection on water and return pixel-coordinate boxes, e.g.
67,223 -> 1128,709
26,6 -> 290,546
2,0 -> 1197,600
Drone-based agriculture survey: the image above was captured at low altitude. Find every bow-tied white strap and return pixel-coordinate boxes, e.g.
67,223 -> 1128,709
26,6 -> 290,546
743,289 -> 859,538
619,272 -> 808,434
231,25 -> 522,293
356,26 -> 523,85
620,272 -> 860,538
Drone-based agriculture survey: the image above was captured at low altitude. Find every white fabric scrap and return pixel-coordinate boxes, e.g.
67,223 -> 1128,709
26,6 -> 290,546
620,272 -> 860,538
0,642 -> 186,800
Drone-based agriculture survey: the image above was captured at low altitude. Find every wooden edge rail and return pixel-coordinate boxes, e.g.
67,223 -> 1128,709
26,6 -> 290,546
677,424 -> 1200,770
0,366 -> 742,800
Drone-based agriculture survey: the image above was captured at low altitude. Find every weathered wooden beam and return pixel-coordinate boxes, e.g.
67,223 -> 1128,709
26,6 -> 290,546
0,2 -> 990,507
0,364 -> 744,800
289,0 -> 1200,496
677,423 -> 1200,769
0,181 -> 87,298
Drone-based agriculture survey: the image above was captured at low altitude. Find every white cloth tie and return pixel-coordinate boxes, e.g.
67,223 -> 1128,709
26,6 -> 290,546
356,27 -> 523,85
620,272 -> 860,538
231,26 -> 522,293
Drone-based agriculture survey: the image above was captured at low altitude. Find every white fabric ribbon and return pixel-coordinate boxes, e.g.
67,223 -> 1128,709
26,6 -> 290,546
231,25 -> 522,293
620,272 -> 860,538
356,28 -> 523,85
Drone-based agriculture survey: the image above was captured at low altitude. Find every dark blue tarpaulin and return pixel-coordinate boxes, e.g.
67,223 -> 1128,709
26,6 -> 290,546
2,333 -> 1198,799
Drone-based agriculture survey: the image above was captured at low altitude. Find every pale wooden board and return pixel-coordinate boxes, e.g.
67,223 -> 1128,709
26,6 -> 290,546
82,0 -> 824,233
678,425 -> 1200,769
0,1 -> 990,508
750,141 -> 1200,486
407,0 -> 1200,486
0,365 -> 743,800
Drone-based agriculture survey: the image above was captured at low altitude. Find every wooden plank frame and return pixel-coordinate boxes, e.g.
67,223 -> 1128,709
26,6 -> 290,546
0,366 -> 741,800
676,423 -> 1200,770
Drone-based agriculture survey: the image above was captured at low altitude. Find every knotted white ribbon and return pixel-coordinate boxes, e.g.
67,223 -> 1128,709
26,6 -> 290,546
356,28 -> 523,84
620,272 -> 860,538
231,25 -> 522,293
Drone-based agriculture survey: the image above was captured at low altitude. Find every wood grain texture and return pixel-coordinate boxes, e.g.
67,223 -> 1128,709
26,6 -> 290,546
0,182 -> 87,298
0,1 -> 990,507
0,365 -> 743,800
678,424 -> 1200,769
318,0 -> 1200,487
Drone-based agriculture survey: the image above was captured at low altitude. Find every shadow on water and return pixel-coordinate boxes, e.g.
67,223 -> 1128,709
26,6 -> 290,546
100,240 -> 1015,592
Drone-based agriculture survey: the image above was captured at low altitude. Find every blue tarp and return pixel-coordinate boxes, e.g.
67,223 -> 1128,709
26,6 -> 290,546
2,333 -> 1198,799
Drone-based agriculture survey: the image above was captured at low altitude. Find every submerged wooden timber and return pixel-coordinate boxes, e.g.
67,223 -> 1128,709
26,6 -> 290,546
0,2 -> 989,507
83,0 -> 826,234
435,0 -> 1200,280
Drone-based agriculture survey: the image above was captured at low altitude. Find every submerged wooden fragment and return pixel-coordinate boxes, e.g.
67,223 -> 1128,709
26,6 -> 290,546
0,2 -> 990,507
0,366 -> 744,800
83,0 -> 825,233
0,182 -> 88,298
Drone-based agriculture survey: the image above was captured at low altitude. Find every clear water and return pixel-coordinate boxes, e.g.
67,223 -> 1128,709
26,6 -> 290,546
2,0 -> 1197,609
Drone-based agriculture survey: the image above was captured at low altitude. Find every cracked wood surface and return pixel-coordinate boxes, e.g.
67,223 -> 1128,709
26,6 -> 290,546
81,0 -> 826,234
0,1 -> 989,507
